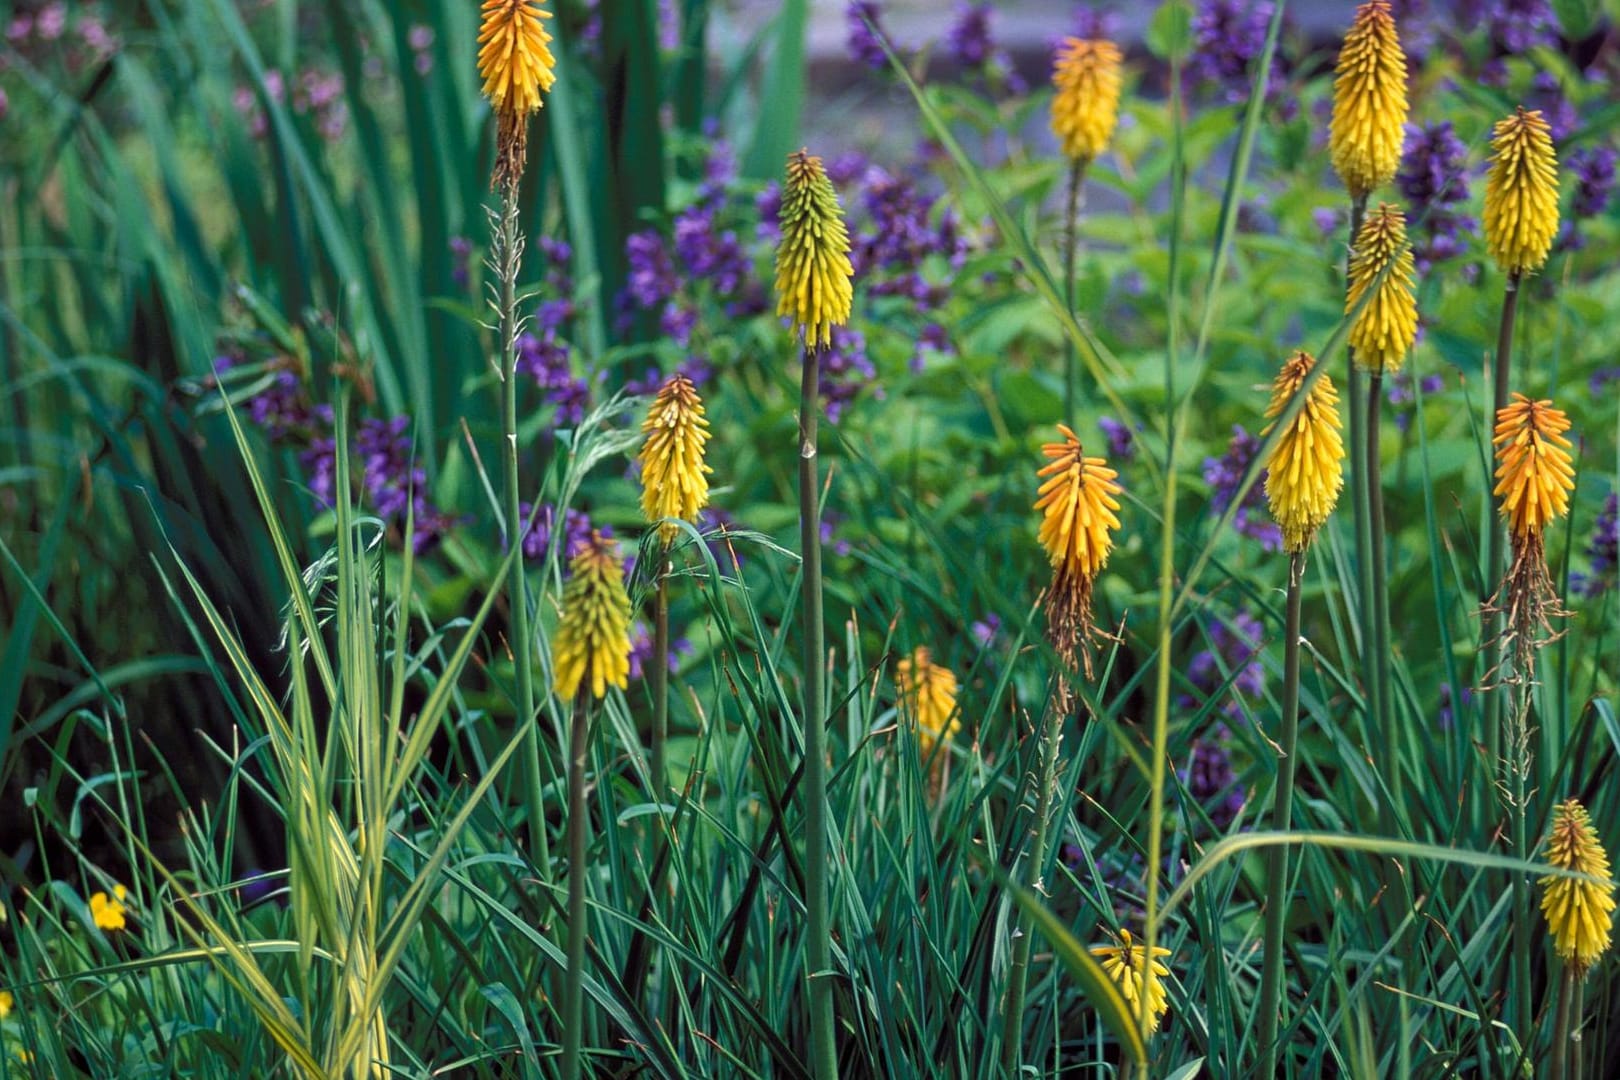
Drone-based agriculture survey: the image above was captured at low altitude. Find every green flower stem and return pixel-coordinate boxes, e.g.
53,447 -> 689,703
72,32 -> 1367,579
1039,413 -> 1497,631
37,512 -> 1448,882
1550,964 -> 1575,1080
1257,550 -> 1307,1078
799,342 -> 838,1079
1572,978 -> 1586,1079
1366,372 -> 1398,812
1508,683 -> 1533,1042
562,692 -> 592,1080
652,559 -> 670,799
1062,157 -> 1089,430
1483,273 -> 1520,768
493,182 -> 552,873
999,686 -> 1069,1074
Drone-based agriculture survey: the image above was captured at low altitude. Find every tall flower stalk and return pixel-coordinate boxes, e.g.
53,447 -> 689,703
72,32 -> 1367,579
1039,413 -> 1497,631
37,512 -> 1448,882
1049,35 -> 1122,427
478,0 -> 557,866
1002,425 -> 1122,1070
774,148 -> 854,1080
550,531 -> 633,1080
1255,351 -> 1345,1076
1540,798 -> 1615,1080
636,374 -> 712,796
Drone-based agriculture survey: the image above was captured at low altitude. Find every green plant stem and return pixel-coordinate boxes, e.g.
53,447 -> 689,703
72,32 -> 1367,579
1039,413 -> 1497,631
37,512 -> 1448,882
1342,197 -> 1380,804
494,183 -> 552,873
1062,157 -> 1089,429
999,687 -> 1070,1075
562,693 -> 591,1080
1508,684 -> 1533,1043
1366,373 -> 1398,813
1550,966 -> 1575,1080
1572,978 -> 1586,1079
799,342 -> 838,1079
1257,550 -> 1307,1079
1484,273 -> 1520,768
652,558 -> 670,798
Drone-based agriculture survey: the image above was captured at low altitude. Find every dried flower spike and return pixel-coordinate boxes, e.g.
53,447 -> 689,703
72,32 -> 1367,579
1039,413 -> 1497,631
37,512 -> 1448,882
895,646 -> 961,760
1050,38 -> 1123,164
1540,798 -> 1616,977
775,150 -> 855,350
1035,424 -> 1123,672
1090,928 -> 1172,1034
1493,394 -> 1575,539
1484,107 -> 1561,276
478,0 -> 558,189
1263,351 -> 1345,554
1329,1 -> 1409,199
638,374 -> 713,546
552,530 -> 633,700
1346,202 -> 1418,374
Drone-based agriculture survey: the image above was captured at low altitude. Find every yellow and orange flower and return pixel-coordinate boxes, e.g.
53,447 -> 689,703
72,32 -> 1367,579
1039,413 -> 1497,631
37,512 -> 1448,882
90,884 -> 130,932
775,150 -> 855,350
1540,798 -> 1616,977
1329,1 -> 1409,199
1050,38 -> 1123,164
895,646 -> 961,761
1483,108 -> 1560,276
477,0 -> 557,188
551,531 -> 633,700
1493,394 -> 1575,539
1346,203 -> 1418,374
638,374 -> 713,546
1091,929 -> 1172,1033
1263,351 -> 1345,554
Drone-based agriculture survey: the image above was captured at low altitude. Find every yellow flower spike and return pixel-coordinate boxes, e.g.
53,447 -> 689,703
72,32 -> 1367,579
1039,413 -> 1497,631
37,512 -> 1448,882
477,0 -> 558,189
1540,798 -> 1616,977
551,531 -> 634,700
1035,425 -> 1123,673
1492,393 -> 1575,539
1345,202 -> 1418,374
1090,929 -> 1172,1034
1050,37 -> 1123,164
89,884 -> 129,932
1483,107 -> 1561,276
895,646 -> 961,760
1263,351 -> 1346,554
1329,1 -> 1408,199
638,374 -> 713,546
774,150 -> 855,350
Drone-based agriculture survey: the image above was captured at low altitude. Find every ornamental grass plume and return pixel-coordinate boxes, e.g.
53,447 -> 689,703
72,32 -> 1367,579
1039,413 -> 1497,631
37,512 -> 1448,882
89,884 -> 129,932
551,530 -> 633,700
638,374 -> 712,546
477,0 -> 557,190
1090,928 -> 1172,1034
1035,424 -> 1122,676
1262,351 -> 1345,555
1329,1 -> 1409,199
1540,798 -> 1616,977
1050,37 -> 1123,164
895,646 -> 960,761
1488,394 -> 1575,667
1484,108 -> 1560,276
1345,203 -> 1418,374
775,150 -> 855,350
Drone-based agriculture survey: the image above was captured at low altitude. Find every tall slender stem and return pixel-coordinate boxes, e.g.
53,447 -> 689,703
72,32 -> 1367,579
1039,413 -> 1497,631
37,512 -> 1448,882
1342,197 -> 1381,802
1257,551 -> 1307,1078
494,184 -> 552,872
1062,157 -> 1089,429
1508,683 -> 1533,1042
799,343 -> 838,1079
562,693 -> 591,1080
1366,374 -> 1398,812
1549,963 -> 1575,1080
1483,274 -> 1520,767
1572,978 -> 1586,1079
999,688 -> 1070,1074
652,561 -> 671,798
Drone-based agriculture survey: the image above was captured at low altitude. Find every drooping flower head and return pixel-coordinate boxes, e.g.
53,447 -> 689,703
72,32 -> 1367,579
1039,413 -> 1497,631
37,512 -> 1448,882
1329,1 -> 1408,199
1050,37 -> 1123,164
1493,394 -> 1574,540
1035,425 -> 1123,674
1483,108 -> 1560,276
1090,928 -> 1172,1034
90,884 -> 129,932
775,150 -> 855,350
478,0 -> 558,189
1540,798 -> 1616,978
1262,351 -> 1345,554
1346,202 -> 1418,374
895,646 -> 960,762
638,374 -> 712,546
552,530 -> 633,700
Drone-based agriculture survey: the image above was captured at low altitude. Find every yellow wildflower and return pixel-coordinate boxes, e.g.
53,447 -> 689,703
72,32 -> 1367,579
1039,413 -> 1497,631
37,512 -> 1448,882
0,989 -> 13,1019
1263,351 -> 1345,554
89,884 -> 129,932
1035,425 -> 1122,673
477,0 -> 557,189
1050,38 -> 1123,164
638,374 -> 713,546
895,646 -> 960,760
1540,798 -> 1616,977
775,150 -> 855,350
1346,202 -> 1418,374
1483,107 -> 1560,276
551,531 -> 633,700
1329,1 -> 1409,199
1090,929 -> 1172,1034
1493,394 -> 1575,539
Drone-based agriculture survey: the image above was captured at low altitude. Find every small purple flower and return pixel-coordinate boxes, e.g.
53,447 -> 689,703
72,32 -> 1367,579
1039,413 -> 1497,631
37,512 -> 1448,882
625,231 -> 677,309
1437,681 -> 1472,731
847,1 -> 891,70
945,3 -> 993,68
1311,207 -> 1343,238
971,613 -> 1003,649
1185,610 -> 1265,711
1527,71 -> 1576,143
1099,417 -> 1136,462
1385,370 -> 1445,433
519,503 -> 600,562
1577,492 -> 1619,598
409,24 -> 434,73
1182,725 -> 1246,828
1071,6 -> 1122,40
1473,0 -> 1558,53
1589,367 -> 1620,396
756,182 -> 783,244
1570,146 -> 1617,219
1204,425 -> 1280,551
301,437 -> 338,508
516,332 -> 589,424
1187,0 -> 1282,105
821,326 -> 881,422
35,3 -> 65,41
913,323 -> 951,372
628,622 -> 695,679
449,236 -> 473,289
827,151 -> 871,188
673,204 -> 748,297
1396,122 -> 1476,272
